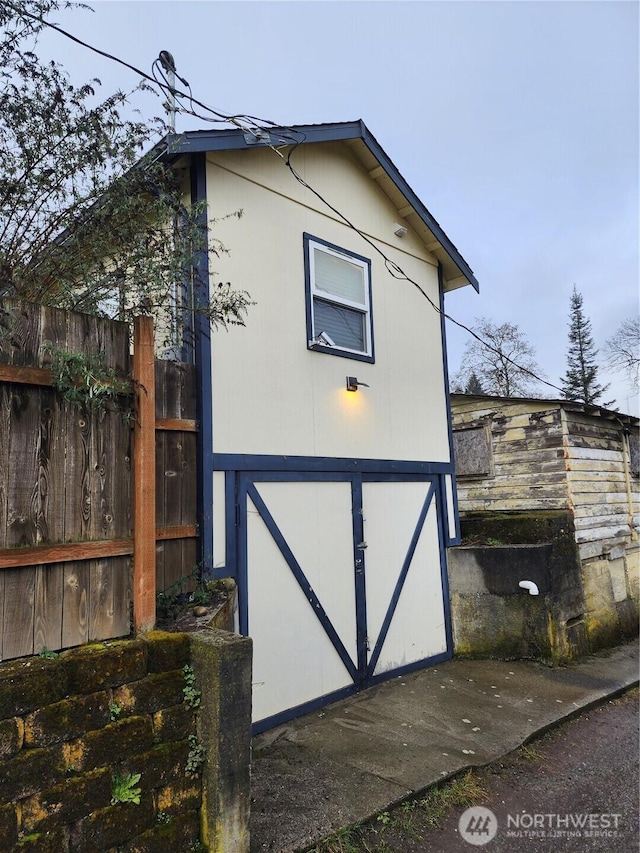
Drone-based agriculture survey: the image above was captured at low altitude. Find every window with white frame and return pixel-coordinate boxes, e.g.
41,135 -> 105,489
304,234 -> 374,362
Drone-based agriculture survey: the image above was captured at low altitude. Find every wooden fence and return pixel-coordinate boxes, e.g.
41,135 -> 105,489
0,299 -> 198,660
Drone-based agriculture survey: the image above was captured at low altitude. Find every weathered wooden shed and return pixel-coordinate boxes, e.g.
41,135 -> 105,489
450,393 -> 639,653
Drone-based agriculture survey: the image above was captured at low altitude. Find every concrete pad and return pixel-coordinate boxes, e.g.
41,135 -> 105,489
250,640 -> 639,852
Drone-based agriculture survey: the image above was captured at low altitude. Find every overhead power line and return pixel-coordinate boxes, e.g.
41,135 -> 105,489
5,1 -> 569,398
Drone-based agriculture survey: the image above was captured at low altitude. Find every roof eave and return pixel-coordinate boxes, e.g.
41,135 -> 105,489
161,121 -> 479,293
451,393 -> 639,426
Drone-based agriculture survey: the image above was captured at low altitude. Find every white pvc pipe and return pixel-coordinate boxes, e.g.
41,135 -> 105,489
519,580 -> 539,596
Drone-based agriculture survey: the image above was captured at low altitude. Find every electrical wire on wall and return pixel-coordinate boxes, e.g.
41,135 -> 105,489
6,0 -> 570,397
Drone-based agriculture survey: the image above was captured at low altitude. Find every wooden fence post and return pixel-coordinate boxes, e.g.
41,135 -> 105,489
133,316 -> 156,631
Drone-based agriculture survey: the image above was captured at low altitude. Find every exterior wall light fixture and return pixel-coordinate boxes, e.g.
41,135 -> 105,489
346,376 -> 370,392
393,223 -> 408,237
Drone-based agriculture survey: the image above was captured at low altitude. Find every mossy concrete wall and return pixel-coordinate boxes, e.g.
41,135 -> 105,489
449,511 -> 639,663
0,629 -> 252,853
448,544 -> 557,661
191,631 -> 252,853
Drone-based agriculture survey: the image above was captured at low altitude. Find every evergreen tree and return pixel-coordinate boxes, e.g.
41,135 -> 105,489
464,372 -> 486,394
561,285 -> 612,405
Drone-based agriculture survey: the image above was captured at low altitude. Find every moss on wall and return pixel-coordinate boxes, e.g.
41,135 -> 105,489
454,510 -> 638,660
0,633 -> 205,853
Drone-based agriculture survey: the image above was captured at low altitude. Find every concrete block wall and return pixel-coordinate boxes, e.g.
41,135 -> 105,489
0,630 -> 252,853
581,544 -> 640,649
450,511 -> 639,663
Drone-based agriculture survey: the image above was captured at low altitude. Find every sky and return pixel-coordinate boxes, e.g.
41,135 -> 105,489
34,0 -> 639,414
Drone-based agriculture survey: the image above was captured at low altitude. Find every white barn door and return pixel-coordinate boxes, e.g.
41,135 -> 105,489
245,479 -> 358,725
362,480 -> 448,680
237,473 -> 451,731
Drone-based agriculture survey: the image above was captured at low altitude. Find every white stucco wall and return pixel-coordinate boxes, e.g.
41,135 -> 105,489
205,141 -> 452,463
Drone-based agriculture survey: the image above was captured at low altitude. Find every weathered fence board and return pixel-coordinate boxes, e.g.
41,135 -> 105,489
0,386 -> 10,548
0,299 -> 198,660
154,359 -> 198,594
34,563 -> 64,653
133,316 -> 156,633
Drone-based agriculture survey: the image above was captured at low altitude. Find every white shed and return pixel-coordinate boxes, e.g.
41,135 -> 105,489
169,121 -> 478,731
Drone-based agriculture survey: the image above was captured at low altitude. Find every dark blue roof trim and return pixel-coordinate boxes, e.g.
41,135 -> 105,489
163,120 -> 479,292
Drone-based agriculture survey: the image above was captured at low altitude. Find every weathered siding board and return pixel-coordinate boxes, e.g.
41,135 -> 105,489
453,400 -> 569,513
571,493 -> 631,511
566,447 -> 626,463
452,395 -> 639,563
564,409 -> 637,561
574,512 -> 631,531
486,458 -> 566,477
461,474 -> 568,498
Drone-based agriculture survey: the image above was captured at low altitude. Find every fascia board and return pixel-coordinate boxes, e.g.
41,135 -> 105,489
163,120 -> 479,292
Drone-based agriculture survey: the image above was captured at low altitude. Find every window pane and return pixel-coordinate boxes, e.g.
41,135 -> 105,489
314,298 -> 365,351
314,248 -> 365,304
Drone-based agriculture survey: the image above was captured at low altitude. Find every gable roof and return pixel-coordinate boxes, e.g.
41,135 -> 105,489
162,120 -> 479,294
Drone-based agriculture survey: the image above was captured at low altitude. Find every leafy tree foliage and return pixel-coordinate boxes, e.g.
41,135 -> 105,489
604,317 -> 639,390
453,317 -> 544,398
0,0 -> 250,352
561,286 -> 611,406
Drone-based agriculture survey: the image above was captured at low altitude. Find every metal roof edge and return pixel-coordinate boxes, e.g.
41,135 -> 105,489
450,393 -> 639,426
160,120 -> 479,292
357,124 -> 479,292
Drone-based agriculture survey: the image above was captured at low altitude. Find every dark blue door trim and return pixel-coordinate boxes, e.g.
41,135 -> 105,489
439,262 -> 462,546
350,475 -> 368,684
191,152 -> 214,577
229,467 -> 453,732
214,452 -> 454,475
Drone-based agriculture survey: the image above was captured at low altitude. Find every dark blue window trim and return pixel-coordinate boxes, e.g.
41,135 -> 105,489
303,232 -> 375,364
